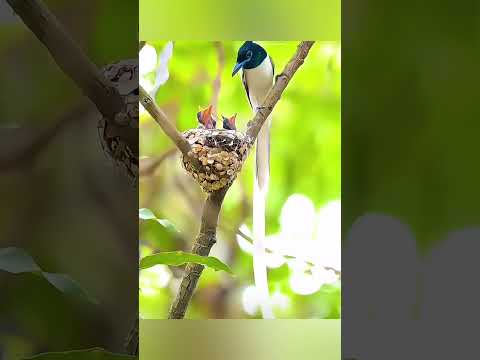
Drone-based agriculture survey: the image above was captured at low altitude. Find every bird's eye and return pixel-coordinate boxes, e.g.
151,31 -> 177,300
247,50 -> 252,58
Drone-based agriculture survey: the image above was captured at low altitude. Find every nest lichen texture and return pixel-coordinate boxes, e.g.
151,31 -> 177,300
98,59 -> 139,183
182,128 -> 250,193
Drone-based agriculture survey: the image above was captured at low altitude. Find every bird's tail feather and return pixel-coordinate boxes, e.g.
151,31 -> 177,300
255,123 -> 270,192
253,121 -> 274,319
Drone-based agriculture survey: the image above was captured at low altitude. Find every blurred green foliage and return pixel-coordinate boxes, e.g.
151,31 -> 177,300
139,0 -> 340,40
0,0 -> 138,356
0,247 -> 98,305
139,41 -> 340,319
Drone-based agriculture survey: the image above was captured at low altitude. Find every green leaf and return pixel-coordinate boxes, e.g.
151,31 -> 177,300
155,219 -> 178,232
139,208 -> 179,232
140,251 -> 233,275
139,208 -> 155,220
0,247 -> 41,273
0,247 -> 97,304
43,272 -> 98,305
23,347 -> 136,359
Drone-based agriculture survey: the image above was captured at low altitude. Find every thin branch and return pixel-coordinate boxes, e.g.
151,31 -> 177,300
139,86 -> 192,156
235,229 -> 340,276
166,41 -> 316,319
0,103 -> 91,172
6,0 -> 123,120
139,148 -> 178,177
211,41 -> 225,114
245,41 -> 315,141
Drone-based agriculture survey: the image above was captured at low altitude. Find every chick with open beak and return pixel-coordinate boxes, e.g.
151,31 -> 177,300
222,113 -> 237,130
197,104 -> 216,129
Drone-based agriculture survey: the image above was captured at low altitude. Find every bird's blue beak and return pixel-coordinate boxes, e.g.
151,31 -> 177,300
232,59 -> 248,76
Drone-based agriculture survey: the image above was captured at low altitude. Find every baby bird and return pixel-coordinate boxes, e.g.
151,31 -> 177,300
222,113 -> 237,130
197,104 -> 216,129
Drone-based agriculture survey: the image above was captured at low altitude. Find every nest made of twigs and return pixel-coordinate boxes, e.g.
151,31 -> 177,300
182,128 -> 250,193
98,59 -> 139,184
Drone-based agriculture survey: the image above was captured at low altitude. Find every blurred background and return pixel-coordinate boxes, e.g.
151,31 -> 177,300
342,1 -> 480,358
0,1 -> 137,358
139,41 -> 341,319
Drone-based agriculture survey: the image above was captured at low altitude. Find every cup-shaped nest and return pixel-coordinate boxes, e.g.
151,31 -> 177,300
182,128 -> 250,193
98,59 -> 139,183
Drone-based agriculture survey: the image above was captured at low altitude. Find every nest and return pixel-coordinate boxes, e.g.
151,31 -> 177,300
98,59 -> 139,184
182,128 -> 250,193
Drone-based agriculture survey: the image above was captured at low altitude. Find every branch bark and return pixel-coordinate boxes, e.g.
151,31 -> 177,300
168,187 -> 228,318
139,86 -> 192,156
6,0 -> 123,120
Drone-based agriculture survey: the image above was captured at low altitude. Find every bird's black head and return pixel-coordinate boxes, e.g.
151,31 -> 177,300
232,41 -> 268,76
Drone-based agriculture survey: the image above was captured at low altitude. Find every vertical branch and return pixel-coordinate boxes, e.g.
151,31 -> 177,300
168,188 -> 228,319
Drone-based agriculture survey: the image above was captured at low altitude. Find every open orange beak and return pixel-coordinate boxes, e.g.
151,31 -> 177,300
228,113 -> 237,126
201,104 -> 213,123
198,104 -> 215,127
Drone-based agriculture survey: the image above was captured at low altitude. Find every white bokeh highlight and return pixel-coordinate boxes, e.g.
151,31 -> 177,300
139,41 -> 173,113
237,194 -> 341,300
139,265 -> 172,296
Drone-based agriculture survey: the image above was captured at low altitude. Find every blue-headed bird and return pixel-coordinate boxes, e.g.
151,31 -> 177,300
232,41 -> 275,319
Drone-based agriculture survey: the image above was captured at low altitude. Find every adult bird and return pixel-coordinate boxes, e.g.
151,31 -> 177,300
232,41 -> 274,319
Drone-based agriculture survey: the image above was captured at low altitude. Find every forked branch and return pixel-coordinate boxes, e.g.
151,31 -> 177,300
140,41 -> 316,319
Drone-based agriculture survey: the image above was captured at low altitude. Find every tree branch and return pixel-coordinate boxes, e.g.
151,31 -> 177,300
0,103 -> 91,172
235,229 -> 341,276
163,41 -> 316,319
168,187 -> 228,319
139,86 -> 192,156
140,41 -> 315,318
6,0 -> 123,120
139,148 -> 178,177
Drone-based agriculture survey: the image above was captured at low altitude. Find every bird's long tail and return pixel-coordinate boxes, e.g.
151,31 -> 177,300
253,119 -> 274,319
